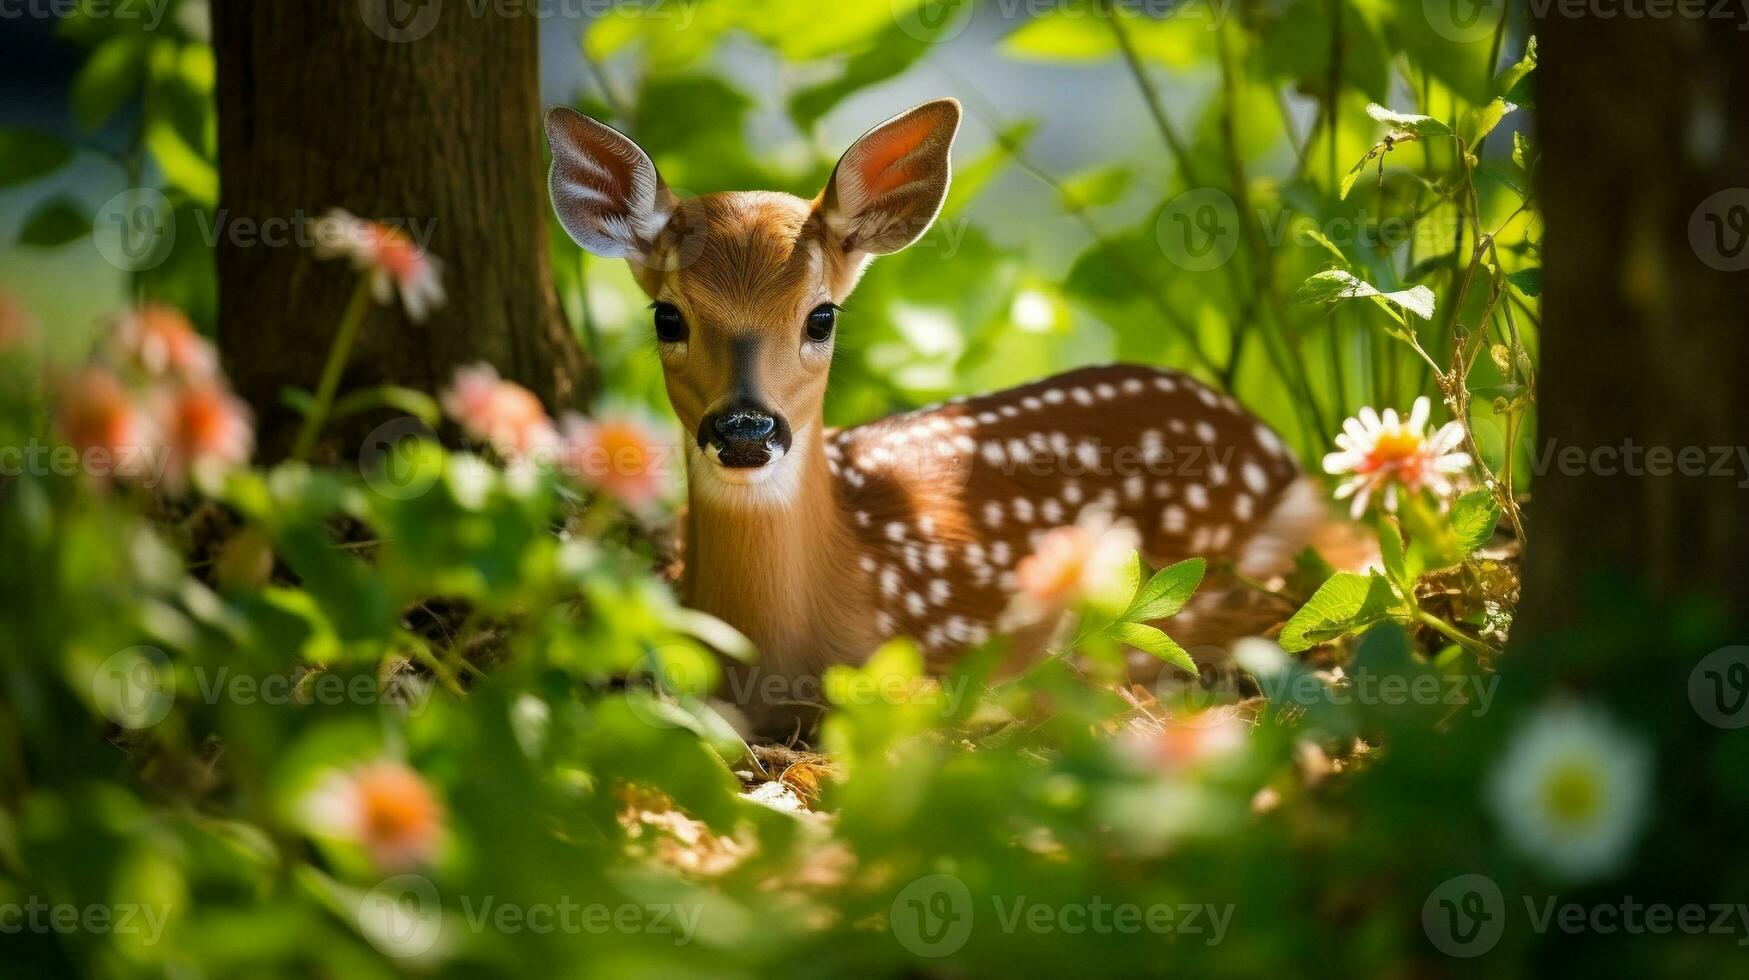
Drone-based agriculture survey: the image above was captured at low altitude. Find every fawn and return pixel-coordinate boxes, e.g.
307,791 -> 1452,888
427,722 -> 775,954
545,98 -> 1329,735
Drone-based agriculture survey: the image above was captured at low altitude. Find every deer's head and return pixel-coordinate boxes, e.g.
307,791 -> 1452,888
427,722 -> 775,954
544,99 -> 960,494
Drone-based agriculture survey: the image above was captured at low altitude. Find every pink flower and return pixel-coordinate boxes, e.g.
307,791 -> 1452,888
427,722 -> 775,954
556,410 -> 672,511
302,761 -> 445,871
1120,711 -> 1249,771
0,291 -> 38,353
155,379 -> 254,491
1323,396 -> 1471,517
313,209 -> 446,322
108,304 -> 217,380
1005,510 -> 1140,626
440,362 -> 557,459
54,366 -> 161,482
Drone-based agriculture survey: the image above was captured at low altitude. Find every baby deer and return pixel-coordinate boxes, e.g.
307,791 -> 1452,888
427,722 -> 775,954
546,98 -> 1329,735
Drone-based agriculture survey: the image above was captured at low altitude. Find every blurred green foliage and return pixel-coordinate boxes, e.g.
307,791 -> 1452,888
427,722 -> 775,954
11,4 -> 1746,980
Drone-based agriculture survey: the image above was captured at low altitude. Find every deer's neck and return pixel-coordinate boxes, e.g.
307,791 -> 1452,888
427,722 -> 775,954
681,424 -> 873,675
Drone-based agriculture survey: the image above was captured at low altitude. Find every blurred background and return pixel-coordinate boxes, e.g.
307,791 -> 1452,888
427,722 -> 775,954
0,0 -> 1536,476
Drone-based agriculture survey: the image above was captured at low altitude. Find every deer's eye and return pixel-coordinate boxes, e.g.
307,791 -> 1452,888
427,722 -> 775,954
652,302 -> 687,343
805,303 -> 838,343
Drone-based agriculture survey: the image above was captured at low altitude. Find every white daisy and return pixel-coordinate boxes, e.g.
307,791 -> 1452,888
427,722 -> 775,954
1487,701 -> 1652,881
1322,396 -> 1470,517
313,209 -> 447,322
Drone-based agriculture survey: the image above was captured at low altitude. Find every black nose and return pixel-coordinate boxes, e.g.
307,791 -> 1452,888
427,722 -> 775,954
712,411 -> 775,445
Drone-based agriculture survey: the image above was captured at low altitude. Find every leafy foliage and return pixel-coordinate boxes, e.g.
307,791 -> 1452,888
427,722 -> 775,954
33,6 -> 1746,980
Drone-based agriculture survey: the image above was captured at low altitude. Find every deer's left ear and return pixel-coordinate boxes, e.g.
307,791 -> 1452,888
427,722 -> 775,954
817,98 -> 960,256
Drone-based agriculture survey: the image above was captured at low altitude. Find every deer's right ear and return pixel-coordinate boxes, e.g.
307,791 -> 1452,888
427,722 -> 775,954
544,106 -> 676,260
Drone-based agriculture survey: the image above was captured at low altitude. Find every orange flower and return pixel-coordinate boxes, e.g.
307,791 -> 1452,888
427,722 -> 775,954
156,379 -> 254,490
54,366 -> 160,482
557,410 -> 672,510
440,362 -> 557,460
304,761 -> 445,871
314,209 -> 446,322
109,304 -> 218,380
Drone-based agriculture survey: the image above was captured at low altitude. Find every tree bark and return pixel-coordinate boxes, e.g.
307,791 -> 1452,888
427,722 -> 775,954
211,1 -> 587,459
1521,14 -> 1749,634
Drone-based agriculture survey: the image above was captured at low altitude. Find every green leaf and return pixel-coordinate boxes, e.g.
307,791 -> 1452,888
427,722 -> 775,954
1293,269 -> 1436,321
1124,557 -> 1205,623
1378,518 -> 1408,590
787,6 -> 964,131
328,385 -> 443,427
1497,36 -> 1537,106
1496,36 -> 1536,93
1513,130 -> 1534,171
0,129 -> 74,188
1279,571 -> 1398,653
72,35 -> 148,130
1460,98 -> 1517,146
1338,157 -> 1369,201
1057,165 -> 1131,211
1364,103 -> 1452,137
18,197 -> 90,248
1298,226 -> 1350,265
1449,489 -> 1500,556
1506,267 -> 1541,297
146,116 -> 218,206
1002,7 -> 1206,68
1108,622 -> 1197,675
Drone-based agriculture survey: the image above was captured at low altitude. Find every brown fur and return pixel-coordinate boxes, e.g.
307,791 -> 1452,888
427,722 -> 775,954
546,100 -> 1329,736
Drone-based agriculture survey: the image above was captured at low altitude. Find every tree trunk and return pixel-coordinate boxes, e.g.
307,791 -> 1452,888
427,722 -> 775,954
1520,14 -> 1749,636
210,1 -> 587,459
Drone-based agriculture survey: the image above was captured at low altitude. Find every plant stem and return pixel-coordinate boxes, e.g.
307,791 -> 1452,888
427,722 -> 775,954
1101,0 -> 1201,187
1415,608 -> 1498,659
291,276 -> 374,462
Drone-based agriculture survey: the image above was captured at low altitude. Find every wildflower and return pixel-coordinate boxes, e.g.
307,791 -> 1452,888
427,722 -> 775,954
313,208 -> 446,322
1488,701 -> 1652,881
557,409 -> 671,510
303,760 -> 445,871
439,362 -> 557,460
54,366 -> 160,482
108,304 -> 217,380
1322,396 -> 1470,517
155,379 -> 254,491
1120,711 -> 1249,771
1006,510 -> 1140,626
0,291 -> 37,352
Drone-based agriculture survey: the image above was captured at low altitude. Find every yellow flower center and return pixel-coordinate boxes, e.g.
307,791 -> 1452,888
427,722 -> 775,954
1542,761 -> 1603,828
1367,430 -> 1425,467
